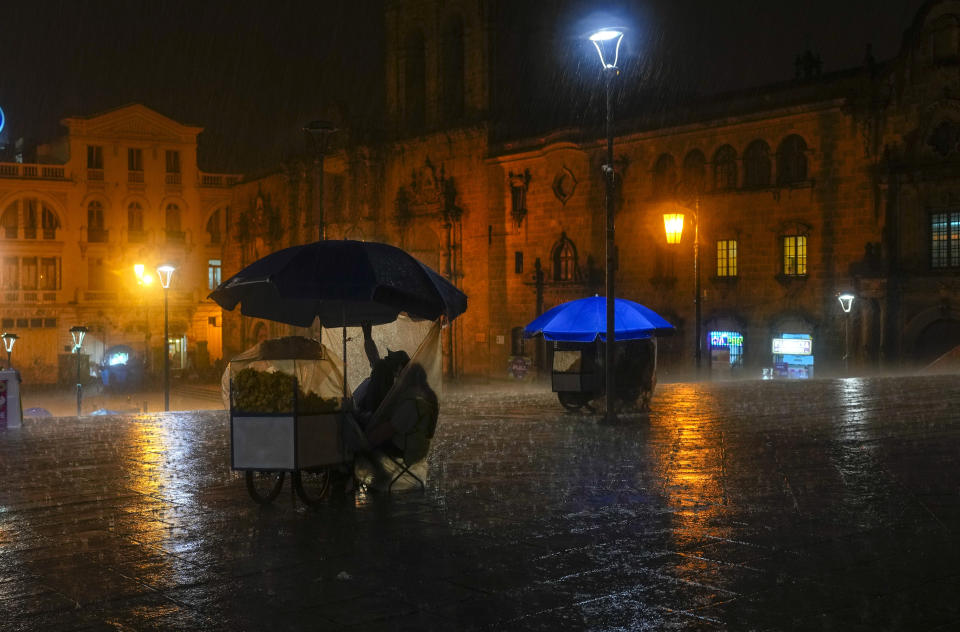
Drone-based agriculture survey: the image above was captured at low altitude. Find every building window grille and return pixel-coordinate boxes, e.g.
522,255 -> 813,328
931,210 -> 960,268
717,239 -> 738,277
782,234 -> 807,276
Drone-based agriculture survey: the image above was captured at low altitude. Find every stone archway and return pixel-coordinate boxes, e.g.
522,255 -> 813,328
903,305 -> 960,366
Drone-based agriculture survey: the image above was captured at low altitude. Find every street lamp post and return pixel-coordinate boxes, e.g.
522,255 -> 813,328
2,332 -> 18,369
303,120 -> 338,242
838,293 -> 855,374
589,27 -> 624,423
70,326 -> 88,416
157,265 -> 175,412
663,195 -> 702,376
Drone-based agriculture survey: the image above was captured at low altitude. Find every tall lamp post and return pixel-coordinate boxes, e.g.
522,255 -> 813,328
157,265 -> 175,412
664,195 -> 702,376
2,332 -> 18,369
70,326 -> 88,416
589,27 -> 624,423
838,293 -> 855,374
303,120 -> 338,241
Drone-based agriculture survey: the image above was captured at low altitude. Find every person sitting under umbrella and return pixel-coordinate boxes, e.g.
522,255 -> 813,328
353,322 -> 409,428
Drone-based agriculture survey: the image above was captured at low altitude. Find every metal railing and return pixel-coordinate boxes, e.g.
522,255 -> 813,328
199,172 -> 242,187
0,163 -> 67,179
128,170 -> 144,184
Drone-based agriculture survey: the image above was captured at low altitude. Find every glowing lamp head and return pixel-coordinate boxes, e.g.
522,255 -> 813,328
663,213 -> 685,244
70,325 -> 88,351
2,332 -> 18,354
589,28 -> 624,70
134,264 -> 145,281
157,265 -> 175,289
838,293 -> 855,313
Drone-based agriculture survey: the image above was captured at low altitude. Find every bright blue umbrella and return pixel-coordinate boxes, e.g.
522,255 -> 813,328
523,295 -> 674,342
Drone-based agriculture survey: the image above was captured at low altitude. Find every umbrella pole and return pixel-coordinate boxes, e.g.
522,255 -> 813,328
341,306 -> 349,401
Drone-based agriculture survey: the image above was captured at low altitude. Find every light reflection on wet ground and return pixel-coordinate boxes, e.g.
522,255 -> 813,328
1,375 -> 959,630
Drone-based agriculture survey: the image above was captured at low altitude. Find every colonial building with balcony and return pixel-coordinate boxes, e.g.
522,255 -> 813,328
218,0 -> 960,381
0,104 -> 239,383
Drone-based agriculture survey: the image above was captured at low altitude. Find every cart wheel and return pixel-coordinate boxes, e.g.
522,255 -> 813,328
558,392 -> 585,412
245,470 -> 285,504
292,467 -> 332,506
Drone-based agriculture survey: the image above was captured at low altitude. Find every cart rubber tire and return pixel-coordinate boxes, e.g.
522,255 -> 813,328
245,470 -> 285,504
558,392 -> 589,412
292,467 -> 332,506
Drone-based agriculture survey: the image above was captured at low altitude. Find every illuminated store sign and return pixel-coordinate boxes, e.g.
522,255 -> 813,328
772,337 -> 812,355
710,331 -> 743,347
0,106 -> 5,134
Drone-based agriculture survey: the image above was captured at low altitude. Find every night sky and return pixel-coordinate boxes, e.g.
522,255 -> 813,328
0,0 -> 928,173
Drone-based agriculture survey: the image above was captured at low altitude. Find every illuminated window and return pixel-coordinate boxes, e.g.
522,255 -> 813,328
777,135 -> 808,185
713,145 -> 738,190
716,239 -> 738,277
744,139 -> 771,188
783,234 -> 807,276
931,210 -> 960,268
552,235 -> 578,282
208,259 -> 222,290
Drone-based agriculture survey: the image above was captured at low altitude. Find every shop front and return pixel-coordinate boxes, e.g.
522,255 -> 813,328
772,333 -> 814,379
708,330 -> 744,379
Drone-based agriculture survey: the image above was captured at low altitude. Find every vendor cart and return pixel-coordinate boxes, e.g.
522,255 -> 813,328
224,336 -> 355,505
551,341 -> 601,411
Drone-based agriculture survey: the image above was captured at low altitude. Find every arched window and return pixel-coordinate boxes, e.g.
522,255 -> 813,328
743,140 -> 771,188
442,15 -> 465,123
165,203 -> 183,242
713,145 -> 738,190
128,203 -> 145,242
87,201 -> 106,242
404,30 -> 426,130
682,150 -> 706,192
776,135 -> 808,185
552,234 -> 578,282
206,208 -> 223,244
1,203 -> 17,239
652,153 -> 677,198
41,205 -> 58,240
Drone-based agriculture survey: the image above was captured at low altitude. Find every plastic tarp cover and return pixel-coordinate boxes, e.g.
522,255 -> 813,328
353,320 -> 443,491
221,336 -> 346,411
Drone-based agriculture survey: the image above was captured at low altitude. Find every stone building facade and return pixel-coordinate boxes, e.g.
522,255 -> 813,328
0,104 -> 238,383
221,0 -> 960,381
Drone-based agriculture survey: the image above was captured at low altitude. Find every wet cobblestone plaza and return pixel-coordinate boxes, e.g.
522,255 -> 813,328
1,375 -> 959,631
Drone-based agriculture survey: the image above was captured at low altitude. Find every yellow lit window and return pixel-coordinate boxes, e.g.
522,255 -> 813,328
783,235 -> 807,276
716,239 -> 737,277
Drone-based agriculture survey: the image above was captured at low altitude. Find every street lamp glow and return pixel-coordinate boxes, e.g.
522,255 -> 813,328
838,293 -> 855,313
663,213 -> 685,244
2,332 -> 18,369
589,28 -> 624,69
70,325 -> 88,351
134,263 -> 145,280
157,265 -> 175,289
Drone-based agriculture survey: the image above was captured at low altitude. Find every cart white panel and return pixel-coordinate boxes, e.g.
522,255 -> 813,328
233,416 -> 296,470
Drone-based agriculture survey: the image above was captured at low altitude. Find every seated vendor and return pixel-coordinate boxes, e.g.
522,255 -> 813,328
364,363 -> 438,459
352,321 -> 409,426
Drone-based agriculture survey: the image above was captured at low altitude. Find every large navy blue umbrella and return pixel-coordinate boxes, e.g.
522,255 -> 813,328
209,240 -> 467,328
524,295 -> 674,342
